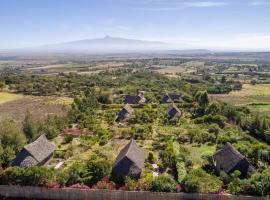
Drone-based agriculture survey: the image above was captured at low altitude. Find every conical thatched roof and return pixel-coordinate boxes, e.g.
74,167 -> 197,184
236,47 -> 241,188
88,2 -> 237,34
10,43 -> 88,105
113,139 -> 147,177
167,103 -> 182,119
160,93 -> 181,104
13,134 -> 55,167
124,93 -> 146,104
116,104 -> 134,121
213,143 -> 255,178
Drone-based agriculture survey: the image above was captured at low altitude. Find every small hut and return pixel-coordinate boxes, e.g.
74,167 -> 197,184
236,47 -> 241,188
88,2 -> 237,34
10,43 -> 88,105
116,104 -> 134,122
12,134 -> 55,167
113,139 -> 147,178
167,104 -> 182,119
213,143 -> 255,178
160,93 -> 181,104
124,92 -> 146,104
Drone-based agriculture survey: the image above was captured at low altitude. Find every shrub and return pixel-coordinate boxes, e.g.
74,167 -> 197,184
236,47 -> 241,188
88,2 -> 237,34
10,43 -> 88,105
150,174 -> 176,192
83,155 -> 112,186
2,166 -> 55,186
92,177 -> 116,190
63,134 -> 74,144
184,169 -> 222,193
130,124 -> 153,140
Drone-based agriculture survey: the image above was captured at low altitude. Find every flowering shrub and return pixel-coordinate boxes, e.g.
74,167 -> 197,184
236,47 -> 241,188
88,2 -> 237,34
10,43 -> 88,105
92,177 -> 116,190
176,184 -> 183,193
69,183 -> 90,190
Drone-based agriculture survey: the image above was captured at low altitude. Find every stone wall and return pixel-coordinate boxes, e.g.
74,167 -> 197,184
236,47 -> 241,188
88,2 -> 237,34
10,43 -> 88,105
0,185 -> 269,200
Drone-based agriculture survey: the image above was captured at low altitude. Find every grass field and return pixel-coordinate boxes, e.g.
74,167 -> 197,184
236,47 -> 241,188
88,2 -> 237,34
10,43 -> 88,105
210,84 -> 270,113
0,94 -> 70,125
184,144 -> 216,168
0,92 -> 24,104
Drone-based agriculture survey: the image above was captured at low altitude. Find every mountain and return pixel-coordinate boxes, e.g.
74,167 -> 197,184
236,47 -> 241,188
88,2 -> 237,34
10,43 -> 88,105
18,36 -> 187,54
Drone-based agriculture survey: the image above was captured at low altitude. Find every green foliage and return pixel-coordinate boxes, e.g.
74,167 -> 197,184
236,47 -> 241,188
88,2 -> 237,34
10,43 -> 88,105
2,166 -> 55,186
83,155 -> 112,185
62,155 -> 112,186
63,134 -> 73,144
129,106 -> 157,124
0,120 -> 26,167
23,111 -> 38,142
0,82 -> 5,90
150,174 -> 176,192
194,115 -> 225,128
184,169 -> 222,193
176,161 -> 187,183
130,124 -> 153,140
147,151 -> 156,164
228,170 -> 242,195
195,91 -> 209,108
240,167 -> 270,196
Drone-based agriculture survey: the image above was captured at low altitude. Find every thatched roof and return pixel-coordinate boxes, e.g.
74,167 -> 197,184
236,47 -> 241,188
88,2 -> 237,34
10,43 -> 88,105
13,134 -> 55,167
167,104 -> 182,119
124,94 -> 146,104
113,139 -> 147,177
160,93 -> 181,104
116,104 -> 134,121
213,143 -> 255,178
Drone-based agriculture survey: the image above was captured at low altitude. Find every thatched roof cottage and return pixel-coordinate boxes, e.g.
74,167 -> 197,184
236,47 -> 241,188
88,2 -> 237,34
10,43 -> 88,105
116,104 -> 134,122
167,104 -> 182,119
12,134 -> 55,167
213,142 -> 255,178
124,92 -> 146,104
160,93 -> 181,104
113,139 -> 147,178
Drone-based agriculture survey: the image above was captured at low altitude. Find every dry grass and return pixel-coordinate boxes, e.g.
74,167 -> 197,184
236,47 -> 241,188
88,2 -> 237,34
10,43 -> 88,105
210,84 -> 270,105
210,84 -> 270,113
0,92 -> 24,104
0,95 -> 70,125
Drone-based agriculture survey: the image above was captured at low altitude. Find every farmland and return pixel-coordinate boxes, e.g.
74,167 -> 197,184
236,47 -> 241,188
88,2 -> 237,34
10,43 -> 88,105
210,84 -> 270,113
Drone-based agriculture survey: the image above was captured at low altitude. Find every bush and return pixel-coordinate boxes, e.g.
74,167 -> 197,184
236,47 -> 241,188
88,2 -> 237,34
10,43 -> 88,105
63,134 -> 73,144
194,115 -> 225,128
125,173 -> 153,191
83,155 -> 112,185
130,124 -> 153,140
184,169 -> 222,193
150,174 -> 176,192
240,167 -> 270,196
2,166 -> 55,186
92,177 -> 116,190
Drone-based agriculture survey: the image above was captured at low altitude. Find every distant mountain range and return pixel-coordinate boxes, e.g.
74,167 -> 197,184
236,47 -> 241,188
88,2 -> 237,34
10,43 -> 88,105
5,36 -> 212,54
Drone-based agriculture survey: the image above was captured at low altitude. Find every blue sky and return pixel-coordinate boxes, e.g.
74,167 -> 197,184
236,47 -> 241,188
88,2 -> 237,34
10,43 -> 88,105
1,0 -> 270,50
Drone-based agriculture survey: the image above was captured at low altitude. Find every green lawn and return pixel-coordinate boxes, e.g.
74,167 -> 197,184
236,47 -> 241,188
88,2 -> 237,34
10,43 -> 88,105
184,144 -> 216,168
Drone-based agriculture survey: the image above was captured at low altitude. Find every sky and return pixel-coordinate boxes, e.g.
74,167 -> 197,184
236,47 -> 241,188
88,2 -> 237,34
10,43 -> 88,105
1,0 -> 270,50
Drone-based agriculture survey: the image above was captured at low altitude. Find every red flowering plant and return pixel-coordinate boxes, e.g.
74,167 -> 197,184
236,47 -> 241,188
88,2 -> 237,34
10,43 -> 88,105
91,177 -> 116,190
69,183 -> 90,190
176,184 -> 183,193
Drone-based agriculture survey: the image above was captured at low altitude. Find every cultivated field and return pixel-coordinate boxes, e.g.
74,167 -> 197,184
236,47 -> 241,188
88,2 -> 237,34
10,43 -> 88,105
210,84 -> 270,113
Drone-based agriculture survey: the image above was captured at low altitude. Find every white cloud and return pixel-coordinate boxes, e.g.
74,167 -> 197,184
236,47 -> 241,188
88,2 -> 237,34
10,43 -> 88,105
183,1 -> 227,8
136,1 -> 227,11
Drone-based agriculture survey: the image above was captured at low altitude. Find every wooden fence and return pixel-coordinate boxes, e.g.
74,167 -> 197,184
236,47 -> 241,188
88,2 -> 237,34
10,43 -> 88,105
0,185 -> 269,200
